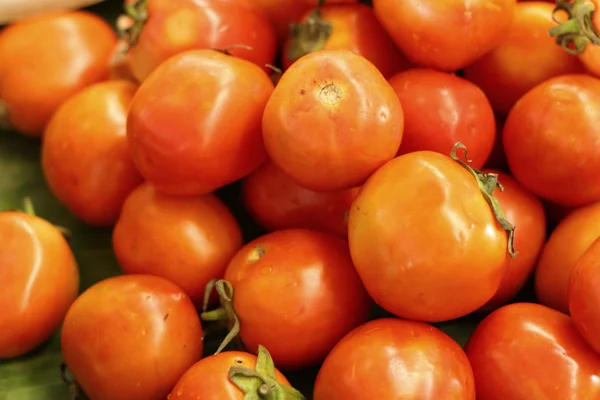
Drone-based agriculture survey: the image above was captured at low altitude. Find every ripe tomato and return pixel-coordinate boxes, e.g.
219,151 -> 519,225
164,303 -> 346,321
503,74 -> 600,207
388,68 -> 496,169
464,2 -> 584,115
0,11 -> 117,137
0,208 -> 79,359
61,274 -> 203,400
41,80 -> 143,227
282,4 -> 411,79
348,149 -> 510,322
127,49 -> 273,196
371,0 -> 516,72
112,182 -> 243,307
313,318 -> 476,400
262,49 -> 403,192
215,229 -> 372,369
465,302 -> 600,399
241,162 -> 360,238
122,0 -> 277,83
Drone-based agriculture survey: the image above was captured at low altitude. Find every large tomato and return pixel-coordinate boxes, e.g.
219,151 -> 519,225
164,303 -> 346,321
0,11 -> 117,137
61,274 -> 203,400
465,303 -> 600,399
262,49 -> 404,192
371,0 -> 516,72
127,49 -> 273,196
313,318 -> 476,399
503,74 -> 600,207
388,68 -> 496,169
0,208 -> 79,359
348,148 -> 511,322
41,80 -> 143,227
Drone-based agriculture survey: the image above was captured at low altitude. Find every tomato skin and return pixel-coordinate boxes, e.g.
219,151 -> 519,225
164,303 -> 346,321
465,302 -> 600,400
0,212 -> 79,359
348,151 -> 508,322
577,1 -> 600,78
127,49 -> 273,196
112,183 -> 243,307
241,162 -> 360,238
388,68 -> 496,169
372,0 -> 516,72
0,11 -> 117,137
224,229 -> 372,369
262,49 -> 404,192
464,2 -> 584,115
313,318 -> 476,400
169,351 -> 291,399
61,274 -> 203,400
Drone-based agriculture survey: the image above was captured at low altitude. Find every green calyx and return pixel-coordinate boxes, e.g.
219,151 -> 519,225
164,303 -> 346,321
22,197 -> 72,239
120,0 -> 149,48
287,1 -> 332,62
548,0 -> 600,55
450,143 -> 518,259
201,279 -> 243,354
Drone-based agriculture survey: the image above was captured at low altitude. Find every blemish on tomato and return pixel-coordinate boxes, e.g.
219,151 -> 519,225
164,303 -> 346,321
319,83 -> 343,105
247,246 -> 266,263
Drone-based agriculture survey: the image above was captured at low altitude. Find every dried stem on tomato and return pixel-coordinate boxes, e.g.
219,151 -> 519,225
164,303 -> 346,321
201,279 -> 243,354
549,0 -> 600,55
287,0 -> 332,62
120,0 -> 149,48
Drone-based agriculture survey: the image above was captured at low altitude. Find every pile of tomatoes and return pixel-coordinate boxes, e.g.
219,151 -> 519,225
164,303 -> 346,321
3,0 -> 600,398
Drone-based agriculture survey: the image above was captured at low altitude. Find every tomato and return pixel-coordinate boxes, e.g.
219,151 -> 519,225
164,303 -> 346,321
348,149 -> 510,322
127,49 -> 273,196
41,80 -> 143,227
480,170 -> 546,310
112,182 -> 243,307
61,274 -> 203,400
241,162 -> 360,238
371,0 -> 516,72
122,0 -> 277,83
248,0 -> 312,42
465,302 -> 600,399
0,11 -> 117,137
0,208 -> 79,359
313,318 -> 476,400
388,68 -> 496,169
262,49 -> 403,192
503,74 -> 600,207
282,4 -> 411,79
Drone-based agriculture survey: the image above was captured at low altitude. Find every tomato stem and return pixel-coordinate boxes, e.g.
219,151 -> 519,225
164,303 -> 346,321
213,44 -> 255,56
200,279 -> 243,354
287,3 -> 332,62
450,143 -> 518,259
119,0 -> 149,48
549,0 -> 600,55
22,197 -> 73,239
61,363 -> 83,400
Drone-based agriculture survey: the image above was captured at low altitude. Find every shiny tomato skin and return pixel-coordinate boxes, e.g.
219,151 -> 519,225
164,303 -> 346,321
127,49 -> 273,196
313,318 -> 476,400
169,351 -> 291,399
372,0 -> 516,72
348,151 -> 508,322
125,0 -> 277,83
61,274 -> 203,400
503,74 -> 600,207
0,11 -> 117,137
0,212 -> 79,359
41,80 -> 143,227
463,2 -> 585,115
262,49 -> 404,192
241,162 -> 360,238
224,229 -> 372,369
388,68 -> 496,169
465,302 -> 600,400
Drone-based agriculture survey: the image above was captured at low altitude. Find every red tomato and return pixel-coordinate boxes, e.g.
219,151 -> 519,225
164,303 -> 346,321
348,150 -> 510,322
313,318 -> 476,400
262,49 -> 404,192
503,74 -> 600,207
127,49 -> 273,196
41,80 -> 143,227
123,0 -> 277,82
465,302 -> 600,399
372,0 -> 516,72
0,11 -> 117,137
0,210 -> 79,359
282,4 -> 411,79
242,162 -> 360,238
388,68 -> 496,169
112,183 -> 243,307
220,229 -> 372,369
61,274 -> 203,400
